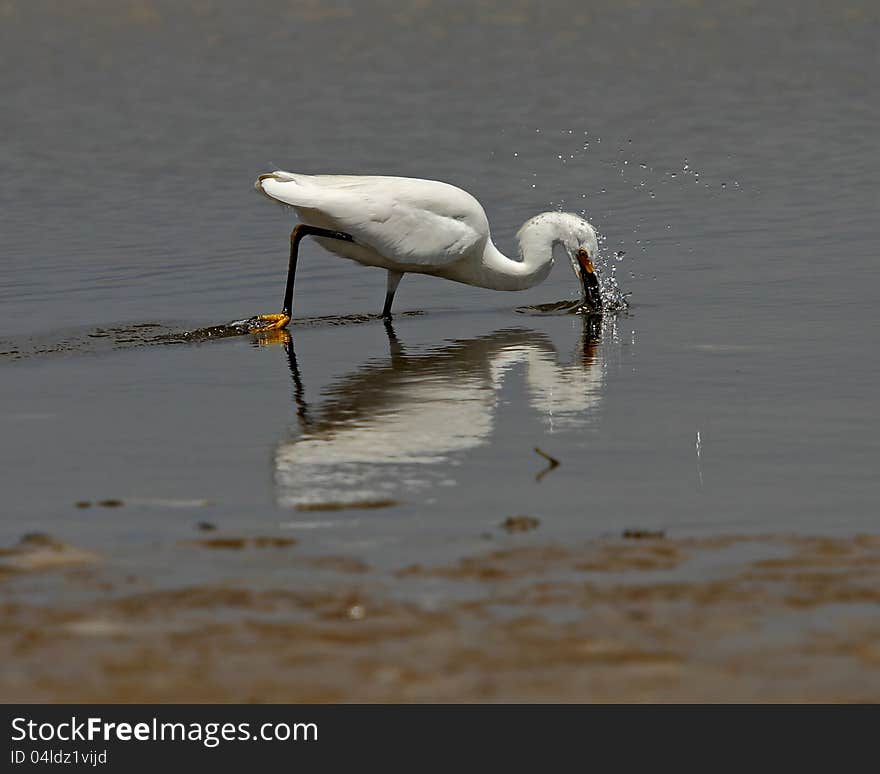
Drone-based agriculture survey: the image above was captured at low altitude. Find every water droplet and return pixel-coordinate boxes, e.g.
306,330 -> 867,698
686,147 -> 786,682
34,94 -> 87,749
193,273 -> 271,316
649,191 -> 655,198
670,172 -> 677,178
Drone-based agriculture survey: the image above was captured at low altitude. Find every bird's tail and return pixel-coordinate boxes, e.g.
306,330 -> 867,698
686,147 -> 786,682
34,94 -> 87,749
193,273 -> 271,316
254,170 -> 313,206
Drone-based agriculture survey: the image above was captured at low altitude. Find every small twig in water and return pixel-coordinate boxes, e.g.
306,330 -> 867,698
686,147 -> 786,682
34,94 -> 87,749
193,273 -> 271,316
533,446 -> 560,482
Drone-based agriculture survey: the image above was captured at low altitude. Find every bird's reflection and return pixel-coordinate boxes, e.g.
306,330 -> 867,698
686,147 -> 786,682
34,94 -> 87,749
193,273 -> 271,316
274,317 -> 605,510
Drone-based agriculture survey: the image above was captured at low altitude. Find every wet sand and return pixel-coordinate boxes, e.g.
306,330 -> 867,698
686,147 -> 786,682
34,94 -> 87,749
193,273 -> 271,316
2,530 -> 878,702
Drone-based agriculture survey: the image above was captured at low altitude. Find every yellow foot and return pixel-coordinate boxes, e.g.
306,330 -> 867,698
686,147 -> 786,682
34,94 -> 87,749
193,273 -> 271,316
240,312 -> 291,333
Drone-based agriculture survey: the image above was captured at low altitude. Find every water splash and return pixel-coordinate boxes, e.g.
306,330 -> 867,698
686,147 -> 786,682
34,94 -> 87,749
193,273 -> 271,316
592,237 -> 630,312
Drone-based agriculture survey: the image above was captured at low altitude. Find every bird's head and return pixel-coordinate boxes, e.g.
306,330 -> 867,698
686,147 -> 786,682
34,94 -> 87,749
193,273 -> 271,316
517,212 -> 603,309
562,216 -> 602,312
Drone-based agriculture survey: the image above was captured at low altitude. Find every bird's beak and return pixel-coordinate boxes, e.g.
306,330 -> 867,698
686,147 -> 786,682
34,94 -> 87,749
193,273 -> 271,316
576,248 -> 603,311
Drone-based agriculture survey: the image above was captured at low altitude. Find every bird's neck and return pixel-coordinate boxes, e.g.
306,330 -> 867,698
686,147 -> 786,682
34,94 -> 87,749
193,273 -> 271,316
476,212 -> 577,291
469,241 -> 545,290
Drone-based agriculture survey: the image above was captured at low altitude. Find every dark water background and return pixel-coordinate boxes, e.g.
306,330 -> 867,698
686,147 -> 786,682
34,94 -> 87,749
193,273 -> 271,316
1,1 -> 877,584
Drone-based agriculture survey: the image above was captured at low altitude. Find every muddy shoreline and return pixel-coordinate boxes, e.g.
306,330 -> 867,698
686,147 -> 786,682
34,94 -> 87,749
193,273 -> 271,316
3,531 -> 878,702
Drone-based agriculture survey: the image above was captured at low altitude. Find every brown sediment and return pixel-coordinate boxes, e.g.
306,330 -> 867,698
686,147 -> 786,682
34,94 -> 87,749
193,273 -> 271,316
190,538 -> 248,550
622,528 -> 666,539
501,516 -> 540,533
0,533 -> 99,574
188,537 -> 298,550
574,541 -> 686,572
294,499 -> 400,511
252,537 -> 298,549
1,533 -> 879,702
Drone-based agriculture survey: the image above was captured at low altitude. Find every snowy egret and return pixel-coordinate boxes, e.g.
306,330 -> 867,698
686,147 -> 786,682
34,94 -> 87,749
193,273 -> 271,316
240,172 -> 602,331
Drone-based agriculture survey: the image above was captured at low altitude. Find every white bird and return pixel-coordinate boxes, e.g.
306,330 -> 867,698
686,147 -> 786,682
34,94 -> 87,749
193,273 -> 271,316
240,172 -> 603,331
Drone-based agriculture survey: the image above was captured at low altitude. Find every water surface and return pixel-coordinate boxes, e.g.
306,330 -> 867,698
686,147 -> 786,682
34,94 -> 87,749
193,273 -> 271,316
1,0 -> 878,585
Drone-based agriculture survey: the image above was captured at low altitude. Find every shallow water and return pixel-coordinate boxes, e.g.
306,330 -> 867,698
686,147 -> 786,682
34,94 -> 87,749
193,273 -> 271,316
1,1 -> 878,587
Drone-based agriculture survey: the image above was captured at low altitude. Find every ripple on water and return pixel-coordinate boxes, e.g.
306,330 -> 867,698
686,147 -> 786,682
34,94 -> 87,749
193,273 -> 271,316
514,298 -> 628,316
0,312 -> 427,361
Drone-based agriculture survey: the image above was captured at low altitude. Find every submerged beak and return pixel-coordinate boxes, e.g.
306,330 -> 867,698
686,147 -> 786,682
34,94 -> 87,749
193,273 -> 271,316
576,248 -> 603,311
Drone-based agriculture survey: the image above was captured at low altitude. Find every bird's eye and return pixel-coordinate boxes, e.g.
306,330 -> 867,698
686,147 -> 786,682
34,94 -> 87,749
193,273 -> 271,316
575,247 -> 595,274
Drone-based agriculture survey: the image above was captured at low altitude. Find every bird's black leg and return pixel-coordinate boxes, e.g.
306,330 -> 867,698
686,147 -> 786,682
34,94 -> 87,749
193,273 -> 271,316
281,225 -> 353,317
242,224 -> 353,333
382,270 -> 404,320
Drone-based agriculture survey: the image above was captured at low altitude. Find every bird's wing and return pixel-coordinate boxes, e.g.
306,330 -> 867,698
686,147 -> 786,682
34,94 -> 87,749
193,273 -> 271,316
259,173 -> 486,267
